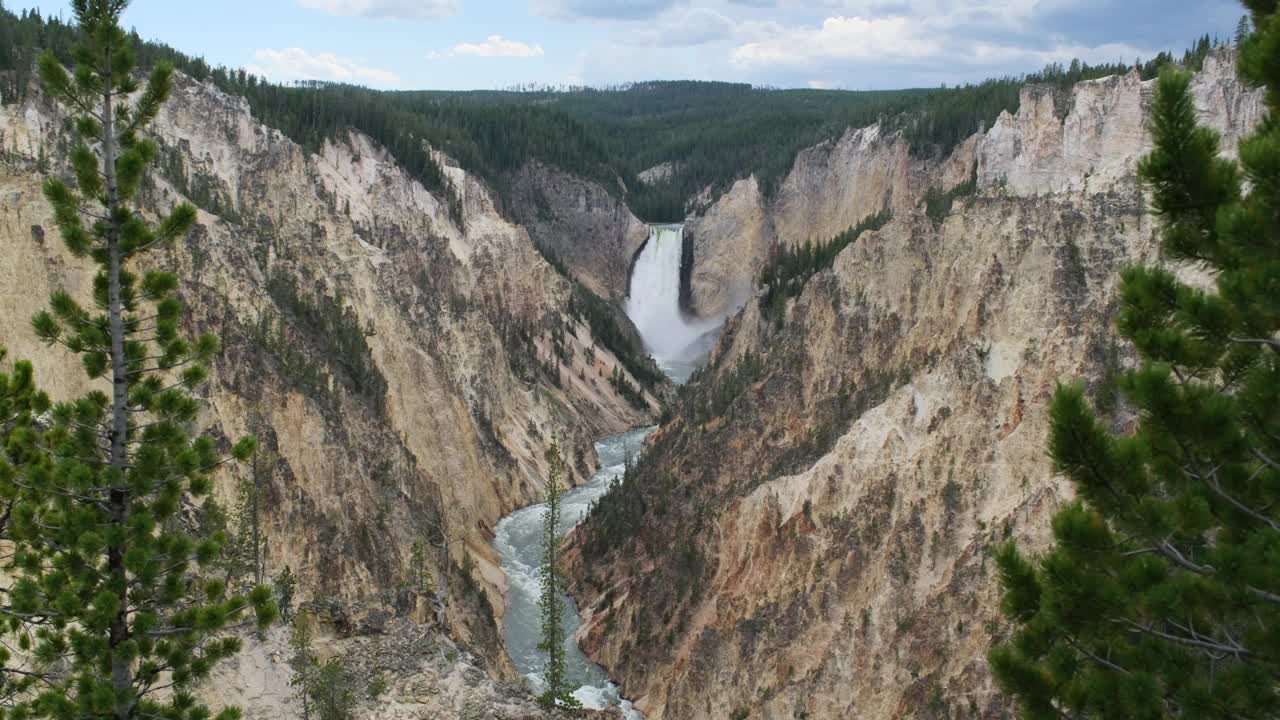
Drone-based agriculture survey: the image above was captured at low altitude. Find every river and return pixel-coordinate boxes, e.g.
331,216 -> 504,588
493,427 -> 653,715
493,223 -> 715,715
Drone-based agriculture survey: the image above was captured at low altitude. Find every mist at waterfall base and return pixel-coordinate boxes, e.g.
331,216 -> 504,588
494,427 -> 653,717
627,225 -> 721,384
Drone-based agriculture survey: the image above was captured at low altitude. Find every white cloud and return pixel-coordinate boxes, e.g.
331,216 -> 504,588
728,11 -> 1152,77
731,15 -> 940,67
248,48 -> 402,87
807,79 -> 837,89
615,7 -> 735,47
429,35 -> 546,59
297,0 -> 458,18
534,0 -> 683,21
972,40 -> 1151,69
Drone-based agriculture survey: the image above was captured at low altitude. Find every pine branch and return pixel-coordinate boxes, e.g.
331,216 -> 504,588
1158,539 -> 1215,575
7,476 -> 112,511
141,605 -> 255,638
1115,618 -> 1253,660
1065,634 -> 1131,674
1203,466 -> 1280,531
1253,448 -> 1280,471
53,91 -> 105,129
0,667 -> 60,685
1229,336 -> 1280,351
125,356 -> 201,378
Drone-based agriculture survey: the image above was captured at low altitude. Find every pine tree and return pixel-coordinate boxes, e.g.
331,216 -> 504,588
310,658 -> 362,720
409,539 -> 432,593
537,438 -> 580,709
990,2 -> 1280,718
1236,14 -> 1252,45
1,2 -> 274,718
289,611 -> 318,720
274,565 -> 299,623
0,348 -> 50,704
226,438 -> 271,592
286,611 -> 363,720
249,446 -> 268,586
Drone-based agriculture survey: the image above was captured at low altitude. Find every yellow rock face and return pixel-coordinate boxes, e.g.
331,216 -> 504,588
569,47 -> 1262,719
0,71 -> 656,694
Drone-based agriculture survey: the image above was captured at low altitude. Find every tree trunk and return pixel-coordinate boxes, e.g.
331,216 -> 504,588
101,45 -> 134,720
252,452 -> 262,586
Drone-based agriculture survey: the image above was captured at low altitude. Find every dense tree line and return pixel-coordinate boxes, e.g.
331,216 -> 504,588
757,209 -> 893,322
0,3 -> 618,212
0,4 -> 1227,225
448,81 -> 937,221
152,67 -> 622,219
0,4 -> 1231,225
434,34 -> 1223,221
894,37 -> 1221,160
0,4 -> 78,102
566,283 -> 665,390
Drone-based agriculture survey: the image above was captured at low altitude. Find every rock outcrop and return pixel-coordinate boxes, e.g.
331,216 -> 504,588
504,160 -> 649,302
637,162 -> 677,186
681,50 -> 1259,324
568,48 -> 1261,718
683,177 -> 770,321
0,70 -> 657,709
203,617 -> 626,719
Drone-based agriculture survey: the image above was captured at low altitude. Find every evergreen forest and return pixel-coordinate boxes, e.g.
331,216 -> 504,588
0,2 -> 1227,223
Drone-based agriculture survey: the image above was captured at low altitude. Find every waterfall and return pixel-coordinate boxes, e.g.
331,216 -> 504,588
626,225 -> 718,382
493,227 -> 721,718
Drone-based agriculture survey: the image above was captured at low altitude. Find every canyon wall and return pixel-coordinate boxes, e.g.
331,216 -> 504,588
569,48 -> 1261,719
0,72 -> 654,716
505,160 -> 650,302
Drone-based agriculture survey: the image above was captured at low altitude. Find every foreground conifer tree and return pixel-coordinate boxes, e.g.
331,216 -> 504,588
537,438 -> 580,709
0,349 -> 49,704
2,2 -> 275,718
991,3 -> 1280,718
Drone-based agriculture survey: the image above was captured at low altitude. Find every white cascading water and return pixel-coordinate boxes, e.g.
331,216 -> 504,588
626,224 -> 719,383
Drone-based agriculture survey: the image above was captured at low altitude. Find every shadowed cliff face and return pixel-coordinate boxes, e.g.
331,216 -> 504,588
0,71 -> 658,700
505,160 -> 650,303
567,48 -> 1261,719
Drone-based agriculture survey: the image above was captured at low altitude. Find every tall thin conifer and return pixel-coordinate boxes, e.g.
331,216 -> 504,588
537,438 -> 580,709
1,2 -> 275,718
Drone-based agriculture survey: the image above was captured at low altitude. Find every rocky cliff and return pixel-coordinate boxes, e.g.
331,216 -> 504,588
0,71 -> 656,715
504,160 -> 649,302
568,48 -> 1262,718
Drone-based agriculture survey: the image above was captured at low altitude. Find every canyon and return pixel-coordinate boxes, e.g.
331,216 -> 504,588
0,29 -> 1261,720
567,47 -> 1263,719
0,71 -> 659,717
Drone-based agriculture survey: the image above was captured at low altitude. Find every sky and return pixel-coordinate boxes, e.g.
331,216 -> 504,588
9,0 -> 1246,91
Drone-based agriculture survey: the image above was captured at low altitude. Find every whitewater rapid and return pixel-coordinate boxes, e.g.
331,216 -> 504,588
493,427 -> 653,717
627,224 -> 719,384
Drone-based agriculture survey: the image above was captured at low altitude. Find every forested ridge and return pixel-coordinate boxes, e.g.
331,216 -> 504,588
0,2 -> 1223,224
401,37 -> 1221,221
0,3 -> 621,207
